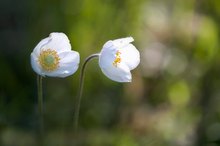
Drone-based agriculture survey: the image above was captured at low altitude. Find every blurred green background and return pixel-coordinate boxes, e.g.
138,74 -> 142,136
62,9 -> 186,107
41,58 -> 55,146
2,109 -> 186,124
1,0 -> 220,145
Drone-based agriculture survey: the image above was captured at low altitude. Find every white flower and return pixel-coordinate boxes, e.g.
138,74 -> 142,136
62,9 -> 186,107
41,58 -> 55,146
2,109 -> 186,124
31,32 -> 80,78
99,37 -> 140,82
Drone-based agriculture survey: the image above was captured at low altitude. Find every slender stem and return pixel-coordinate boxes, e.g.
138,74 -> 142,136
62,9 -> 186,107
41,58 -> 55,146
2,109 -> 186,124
74,53 -> 100,133
37,75 -> 44,144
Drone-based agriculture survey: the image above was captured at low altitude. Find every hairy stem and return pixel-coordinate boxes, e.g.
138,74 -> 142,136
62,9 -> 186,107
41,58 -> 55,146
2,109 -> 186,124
37,75 -> 44,144
74,53 -> 100,133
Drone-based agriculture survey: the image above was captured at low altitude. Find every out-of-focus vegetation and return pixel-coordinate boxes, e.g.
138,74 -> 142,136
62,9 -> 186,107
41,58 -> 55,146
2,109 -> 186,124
1,0 -> 220,145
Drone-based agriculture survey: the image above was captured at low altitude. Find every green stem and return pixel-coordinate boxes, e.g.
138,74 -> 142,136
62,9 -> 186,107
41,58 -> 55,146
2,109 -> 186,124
74,53 -> 100,133
37,75 -> 44,144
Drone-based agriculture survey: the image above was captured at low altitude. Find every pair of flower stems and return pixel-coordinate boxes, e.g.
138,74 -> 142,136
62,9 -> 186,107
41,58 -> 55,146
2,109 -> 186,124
37,53 -> 99,137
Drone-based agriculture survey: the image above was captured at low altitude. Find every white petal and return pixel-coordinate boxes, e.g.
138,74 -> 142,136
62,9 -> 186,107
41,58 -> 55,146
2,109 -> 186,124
99,49 -> 132,82
99,61 -> 132,82
30,53 -> 44,76
103,40 -> 114,49
112,37 -> 134,48
45,51 -> 80,78
99,44 -> 117,69
32,37 -> 50,56
43,32 -> 71,53
120,44 -> 140,70
47,63 -> 79,78
58,50 -> 80,64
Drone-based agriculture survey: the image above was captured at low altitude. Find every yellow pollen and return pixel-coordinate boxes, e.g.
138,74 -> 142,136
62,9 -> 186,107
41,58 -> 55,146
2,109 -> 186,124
38,49 -> 60,72
113,51 -> 121,67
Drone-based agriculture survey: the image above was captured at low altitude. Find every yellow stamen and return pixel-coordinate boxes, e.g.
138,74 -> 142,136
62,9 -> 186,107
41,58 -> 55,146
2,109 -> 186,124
113,51 -> 121,67
38,49 -> 60,72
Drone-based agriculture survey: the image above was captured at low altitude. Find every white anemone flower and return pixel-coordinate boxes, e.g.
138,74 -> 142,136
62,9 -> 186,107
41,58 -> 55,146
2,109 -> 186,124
99,37 -> 140,82
31,32 -> 80,77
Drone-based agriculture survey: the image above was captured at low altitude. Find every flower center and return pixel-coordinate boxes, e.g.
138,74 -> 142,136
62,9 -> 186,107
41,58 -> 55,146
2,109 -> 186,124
113,51 -> 121,67
38,49 -> 60,72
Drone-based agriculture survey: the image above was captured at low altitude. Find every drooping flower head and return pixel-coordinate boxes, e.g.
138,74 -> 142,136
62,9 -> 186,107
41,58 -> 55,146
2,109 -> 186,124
99,37 -> 140,82
31,32 -> 80,77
